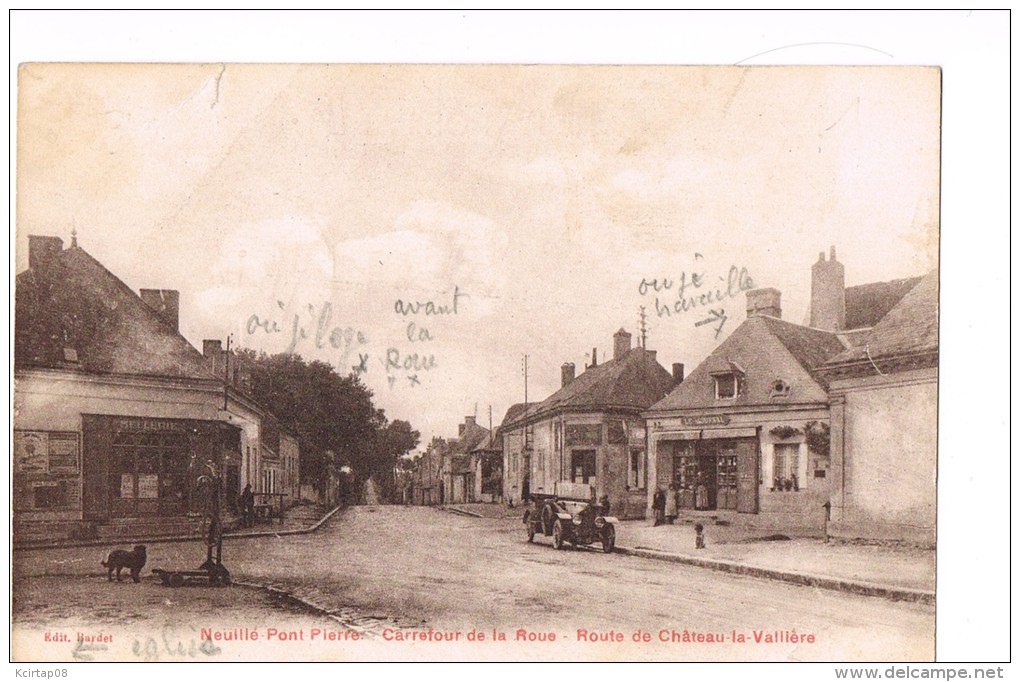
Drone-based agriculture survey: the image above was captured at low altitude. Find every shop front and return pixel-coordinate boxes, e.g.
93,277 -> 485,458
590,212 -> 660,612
668,432 -> 758,512
82,414 -> 241,521
648,409 -> 831,530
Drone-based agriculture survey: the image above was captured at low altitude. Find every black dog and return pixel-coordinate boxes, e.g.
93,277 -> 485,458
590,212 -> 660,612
101,545 -> 147,583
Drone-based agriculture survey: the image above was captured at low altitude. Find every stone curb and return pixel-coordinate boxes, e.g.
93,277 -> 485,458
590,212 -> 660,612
615,546 -> 935,605
436,506 -> 484,518
13,505 -> 346,552
232,579 -> 392,640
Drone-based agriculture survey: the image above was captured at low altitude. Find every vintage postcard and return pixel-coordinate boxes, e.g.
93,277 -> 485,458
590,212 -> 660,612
13,61 -> 944,664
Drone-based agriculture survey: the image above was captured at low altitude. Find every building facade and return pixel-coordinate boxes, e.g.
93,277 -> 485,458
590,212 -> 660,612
13,234 -> 297,542
820,271 -> 938,545
645,248 -> 930,537
502,330 -> 675,520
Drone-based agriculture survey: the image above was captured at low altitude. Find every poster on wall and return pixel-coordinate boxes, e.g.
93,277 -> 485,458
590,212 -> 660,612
14,432 -> 49,474
47,434 -> 79,473
137,474 -> 159,499
119,474 -> 135,500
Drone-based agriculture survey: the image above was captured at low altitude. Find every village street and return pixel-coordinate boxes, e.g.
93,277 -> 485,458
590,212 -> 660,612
13,505 -> 934,662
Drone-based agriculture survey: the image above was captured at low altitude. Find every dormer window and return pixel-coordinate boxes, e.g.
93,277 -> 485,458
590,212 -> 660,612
716,374 -> 736,399
711,361 -> 746,400
713,372 -> 743,399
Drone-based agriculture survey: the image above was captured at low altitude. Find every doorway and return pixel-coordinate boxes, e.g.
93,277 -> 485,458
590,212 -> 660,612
570,450 -> 596,485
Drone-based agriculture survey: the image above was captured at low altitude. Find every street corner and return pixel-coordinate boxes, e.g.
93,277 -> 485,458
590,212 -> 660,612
12,573 -> 344,662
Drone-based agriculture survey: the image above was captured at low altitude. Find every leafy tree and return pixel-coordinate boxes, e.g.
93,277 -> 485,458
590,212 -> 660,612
237,350 -> 416,501
366,419 -> 421,502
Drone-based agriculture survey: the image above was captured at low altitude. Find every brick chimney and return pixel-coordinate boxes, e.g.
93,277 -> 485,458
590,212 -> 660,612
140,289 -> 180,332
810,246 -> 846,331
613,328 -> 632,360
561,362 -> 575,387
746,288 -> 782,319
672,362 -> 685,385
203,339 -> 224,376
28,235 -> 64,270
588,347 -> 598,368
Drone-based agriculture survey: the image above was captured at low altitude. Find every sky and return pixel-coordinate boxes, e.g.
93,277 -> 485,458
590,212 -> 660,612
15,62 -> 940,446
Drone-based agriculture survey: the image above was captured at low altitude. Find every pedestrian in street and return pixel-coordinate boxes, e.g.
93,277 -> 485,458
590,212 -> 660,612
665,484 -> 678,524
239,483 -> 255,528
599,494 -> 611,516
652,488 -> 666,526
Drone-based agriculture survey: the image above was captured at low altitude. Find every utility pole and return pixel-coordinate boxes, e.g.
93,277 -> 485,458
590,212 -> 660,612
222,333 -> 232,410
522,354 -> 529,406
639,306 -> 648,349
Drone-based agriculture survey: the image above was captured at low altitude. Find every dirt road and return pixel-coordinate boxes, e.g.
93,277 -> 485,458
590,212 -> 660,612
13,505 -> 934,661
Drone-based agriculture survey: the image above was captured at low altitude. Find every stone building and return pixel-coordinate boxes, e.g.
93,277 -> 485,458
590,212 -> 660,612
645,248 -> 930,537
501,329 -> 675,519
819,271 -> 938,545
13,234 -> 296,542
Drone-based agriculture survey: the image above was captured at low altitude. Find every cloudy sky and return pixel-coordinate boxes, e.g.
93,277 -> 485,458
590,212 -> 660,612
16,63 -> 939,444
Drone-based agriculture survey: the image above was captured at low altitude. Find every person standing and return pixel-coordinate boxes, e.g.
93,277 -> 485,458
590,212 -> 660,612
665,484 -> 678,524
652,488 -> 666,526
239,483 -> 255,528
695,478 -> 709,511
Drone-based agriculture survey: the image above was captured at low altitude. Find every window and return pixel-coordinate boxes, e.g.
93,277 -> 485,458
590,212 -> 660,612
770,379 -> 791,398
773,443 -> 800,492
713,373 -> 743,399
571,450 -> 596,485
628,448 -> 645,489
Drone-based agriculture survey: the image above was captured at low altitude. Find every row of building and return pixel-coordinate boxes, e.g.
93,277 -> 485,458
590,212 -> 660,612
410,248 -> 937,544
13,235 -> 301,543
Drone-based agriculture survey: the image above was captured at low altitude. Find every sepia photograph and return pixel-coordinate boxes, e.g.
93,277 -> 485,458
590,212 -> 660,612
7,10 -> 1011,671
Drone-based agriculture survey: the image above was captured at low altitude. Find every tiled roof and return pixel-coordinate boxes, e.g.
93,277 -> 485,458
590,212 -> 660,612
470,431 -> 502,453
844,277 -> 923,330
15,245 -> 215,380
499,403 -> 533,429
508,348 -> 673,426
759,316 -> 848,386
648,315 -> 843,412
451,422 -> 490,455
824,270 -> 938,367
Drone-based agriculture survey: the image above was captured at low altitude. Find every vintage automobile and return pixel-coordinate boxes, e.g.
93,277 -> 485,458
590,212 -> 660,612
523,490 -> 618,553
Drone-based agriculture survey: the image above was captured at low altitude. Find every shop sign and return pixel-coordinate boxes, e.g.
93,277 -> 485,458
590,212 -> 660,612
565,424 -> 601,447
115,417 -> 189,433
681,415 -> 731,427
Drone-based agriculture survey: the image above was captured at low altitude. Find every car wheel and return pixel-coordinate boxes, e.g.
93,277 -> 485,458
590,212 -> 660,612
542,504 -> 556,536
602,525 -> 616,554
553,520 -> 565,550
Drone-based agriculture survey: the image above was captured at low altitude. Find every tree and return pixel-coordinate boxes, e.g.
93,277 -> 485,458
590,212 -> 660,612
238,350 -> 416,501
367,419 -> 421,503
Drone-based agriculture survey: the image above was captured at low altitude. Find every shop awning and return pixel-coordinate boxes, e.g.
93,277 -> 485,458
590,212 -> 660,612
655,430 -> 702,441
699,427 -> 758,439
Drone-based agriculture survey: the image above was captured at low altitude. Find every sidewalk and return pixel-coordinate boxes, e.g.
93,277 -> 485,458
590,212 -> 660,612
14,503 -> 343,551
442,504 -> 934,604
615,520 -> 935,603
